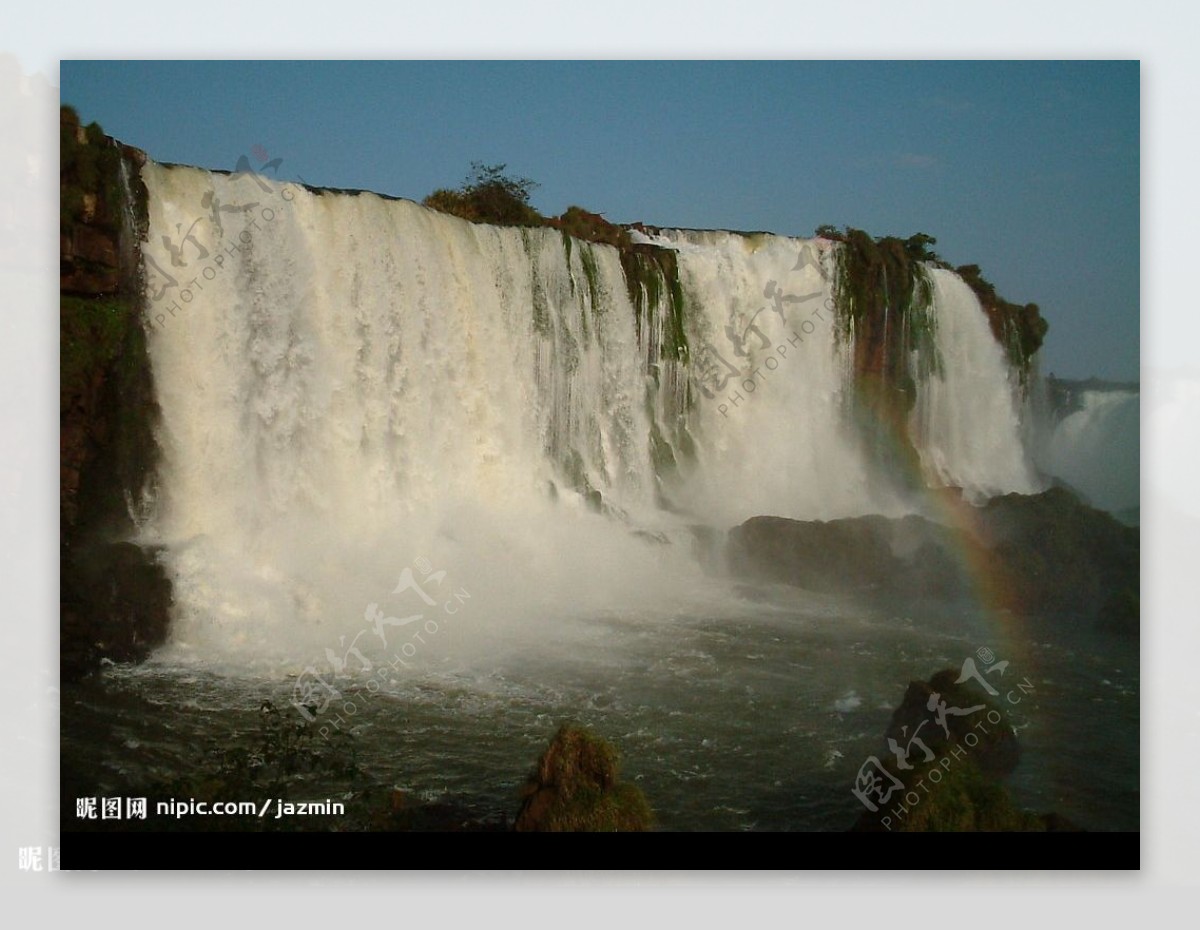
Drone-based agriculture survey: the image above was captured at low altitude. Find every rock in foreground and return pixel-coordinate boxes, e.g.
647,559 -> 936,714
849,667 -> 1082,832
514,724 -> 653,832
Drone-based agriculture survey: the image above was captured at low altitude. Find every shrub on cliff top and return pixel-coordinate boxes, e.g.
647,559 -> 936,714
423,162 -> 543,226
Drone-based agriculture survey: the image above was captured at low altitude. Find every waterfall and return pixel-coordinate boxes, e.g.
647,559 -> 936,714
909,268 -> 1041,500
137,163 -> 1043,664
1038,387 -> 1140,518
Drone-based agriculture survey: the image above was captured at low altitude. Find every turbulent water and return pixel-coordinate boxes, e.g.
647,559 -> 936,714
60,162 -> 1139,832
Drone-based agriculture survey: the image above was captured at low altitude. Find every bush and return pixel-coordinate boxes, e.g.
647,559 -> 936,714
422,162 -> 543,226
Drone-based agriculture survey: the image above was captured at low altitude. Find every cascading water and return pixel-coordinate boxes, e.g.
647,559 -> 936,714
1037,387 -> 1139,518
140,164 -> 702,666
639,228 -> 911,526
137,163 -> 1045,667
908,268 -> 1042,500
57,160 -> 1140,834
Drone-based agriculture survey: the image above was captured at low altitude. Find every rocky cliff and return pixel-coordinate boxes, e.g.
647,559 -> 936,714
60,106 -> 170,680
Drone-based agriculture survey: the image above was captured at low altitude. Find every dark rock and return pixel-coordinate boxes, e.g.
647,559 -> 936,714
849,667 -> 1079,832
727,486 -> 1139,631
60,108 -> 169,678
882,668 -> 1020,778
977,487 -> 1139,629
61,541 -> 171,681
72,223 -> 119,269
727,512 -> 970,601
850,754 -> 1048,832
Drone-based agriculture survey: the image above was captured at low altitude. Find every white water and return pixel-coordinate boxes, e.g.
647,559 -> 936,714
138,164 -> 1040,665
1040,389 -> 1140,515
644,228 -> 907,525
910,269 -> 1041,500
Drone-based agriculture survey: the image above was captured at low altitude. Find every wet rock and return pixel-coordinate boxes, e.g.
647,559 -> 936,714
61,541 -> 171,681
849,667 -> 1078,832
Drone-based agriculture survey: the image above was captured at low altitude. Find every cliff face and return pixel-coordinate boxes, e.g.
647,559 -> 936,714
60,106 -> 170,680
825,228 -> 1048,487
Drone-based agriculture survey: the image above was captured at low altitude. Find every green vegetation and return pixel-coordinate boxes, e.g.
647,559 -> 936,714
59,105 -> 156,534
954,263 -> 1049,388
577,238 -> 603,317
818,225 -> 1047,389
887,758 -> 1047,832
815,225 -> 1050,479
423,162 -> 544,226
850,665 -> 1072,832
826,227 -> 942,385
61,105 -> 127,239
425,167 -> 689,365
620,246 -> 689,362
817,227 -> 942,481
60,107 -> 167,678
514,724 -> 654,831
60,293 -> 161,540
60,295 -> 135,409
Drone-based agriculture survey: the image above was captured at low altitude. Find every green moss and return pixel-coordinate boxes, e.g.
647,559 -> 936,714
515,724 -> 653,832
892,759 -> 1045,832
827,229 -> 943,482
830,228 -> 1046,394
905,266 -> 942,382
579,243 -> 602,317
954,264 -> 1048,390
61,294 -> 160,534
60,295 -> 131,406
521,229 -> 553,338
831,229 -> 941,383
619,247 -> 689,363
828,226 -> 1049,480
649,419 -> 678,475
421,172 -> 692,371
553,238 -> 610,346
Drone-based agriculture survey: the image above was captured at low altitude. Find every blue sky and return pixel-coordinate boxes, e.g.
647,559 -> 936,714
61,60 -> 1139,381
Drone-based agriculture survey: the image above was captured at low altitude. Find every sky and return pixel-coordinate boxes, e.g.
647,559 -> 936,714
60,60 -> 1139,381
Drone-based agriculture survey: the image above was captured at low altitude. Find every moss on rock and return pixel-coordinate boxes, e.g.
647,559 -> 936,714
60,105 -> 168,680
851,666 -> 1082,832
954,263 -> 1048,389
514,724 -> 653,831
